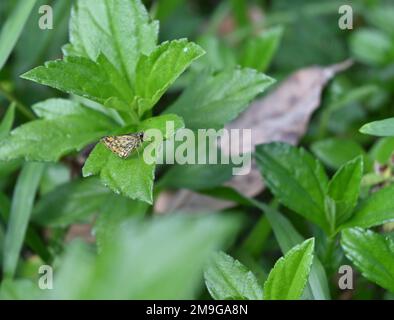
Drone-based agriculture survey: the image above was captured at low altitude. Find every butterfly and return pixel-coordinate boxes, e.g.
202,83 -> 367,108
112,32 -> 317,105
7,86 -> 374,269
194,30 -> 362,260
101,132 -> 144,159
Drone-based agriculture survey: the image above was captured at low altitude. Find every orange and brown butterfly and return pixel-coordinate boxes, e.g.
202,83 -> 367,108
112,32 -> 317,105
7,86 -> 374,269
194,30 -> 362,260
101,132 -> 144,159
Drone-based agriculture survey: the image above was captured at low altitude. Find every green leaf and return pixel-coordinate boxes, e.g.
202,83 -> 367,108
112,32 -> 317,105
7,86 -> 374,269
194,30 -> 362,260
65,0 -> 159,85
263,238 -> 315,300
21,54 -> 133,106
367,6 -> 394,37
341,228 -> 394,293
341,184 -> 394,229
3,162 -> 45,278
204,251 -> 263,300
165,68 -> 275,130
159,135 -> 235,190
327,84 -> 379,112
255,142 -> 329,232
82,114 -> 184,203
260,203 -> 330,300
0,279 -> 42,300
311,138 -> 367,170
360,118 -> 394,137
0,104 -> 16,138
0,0 -> 36,70
0,103 -> 116,161
31,99 -> 88,119
160,162 -> 234,190
94,197 -> 148,251
39,163 -> 71,195
195,35 -> 237,72
52,213 -> 239,299
32,177 -> 108,227
134,39 -> 205,116
350,28 -> 394,66
370,137 -> 394,164
193,189 -> 331,300
14,0 -> 71,73
0,104 -> 21,178
327,156 -> 363,229
239,26 -> 283,72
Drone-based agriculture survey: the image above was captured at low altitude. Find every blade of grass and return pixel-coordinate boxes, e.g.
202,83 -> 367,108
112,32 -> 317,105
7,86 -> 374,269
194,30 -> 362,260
0,0 -> 37,70
3,162 -> 45,278
0,103 -> 15,138
0,192 -> 11,267
0,224 -> 4,267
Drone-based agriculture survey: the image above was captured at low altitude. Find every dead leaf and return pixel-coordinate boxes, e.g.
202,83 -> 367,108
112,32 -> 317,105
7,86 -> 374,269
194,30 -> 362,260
155,60 -> 353,213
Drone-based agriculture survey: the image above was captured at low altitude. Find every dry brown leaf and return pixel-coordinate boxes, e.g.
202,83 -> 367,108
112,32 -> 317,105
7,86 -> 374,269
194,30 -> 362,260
155,60 -> 353,213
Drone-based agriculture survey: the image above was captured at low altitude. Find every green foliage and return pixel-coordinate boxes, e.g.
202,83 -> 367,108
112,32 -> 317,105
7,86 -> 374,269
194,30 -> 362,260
166,68 -> 274,130
341,228 -> 394,293
1,0 -> 394,302
51,213 -> 239,299
326,156 -> 363,228
360,118 -> 394,137
204,251 -> 263,300
264,238 -> 314,300
255,142 -> 329,232
3,162 -> 45,278
341,184 -> 394,229
0,100 -> 116,162
239,27 -> 284,72
311,138 -> 367,170
204,239 -> 315,301
82,114 -> 184,203
0,0 -> 36,70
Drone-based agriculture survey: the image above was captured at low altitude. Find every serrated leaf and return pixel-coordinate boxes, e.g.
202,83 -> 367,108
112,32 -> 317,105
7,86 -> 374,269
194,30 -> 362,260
83,114 -> 184,203
327,156 -> 363,229
0,105 -> 116,162
255,142 -> 329,232
204,251 -> 263,300
263,238 -> 315,300
21,54 -> 133,106
165,68 -> 275,130
134,39 -> 205,115
360,118 -> 394,137
65,0 -> 158,85
341,228 -> 394,293
341,184 -> 394,229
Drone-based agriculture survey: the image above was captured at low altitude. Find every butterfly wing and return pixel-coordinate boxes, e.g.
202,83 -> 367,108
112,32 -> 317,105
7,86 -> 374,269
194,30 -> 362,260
101,134 -> 142,159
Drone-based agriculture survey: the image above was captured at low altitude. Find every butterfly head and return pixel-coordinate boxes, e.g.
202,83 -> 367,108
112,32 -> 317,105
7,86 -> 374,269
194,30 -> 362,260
137,132 -> 144,142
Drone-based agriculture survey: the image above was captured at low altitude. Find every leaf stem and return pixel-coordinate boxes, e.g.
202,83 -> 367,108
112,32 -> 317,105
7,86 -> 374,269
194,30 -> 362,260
0,84 -> 35,120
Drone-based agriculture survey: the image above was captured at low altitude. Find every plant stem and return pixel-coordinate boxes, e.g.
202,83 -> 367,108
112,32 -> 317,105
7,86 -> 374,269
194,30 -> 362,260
323,235 -> 336,268
0,84 -> 35,120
